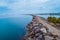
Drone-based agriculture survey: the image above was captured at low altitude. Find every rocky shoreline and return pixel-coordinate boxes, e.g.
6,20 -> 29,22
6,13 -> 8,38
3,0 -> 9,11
24,16 -> 59,40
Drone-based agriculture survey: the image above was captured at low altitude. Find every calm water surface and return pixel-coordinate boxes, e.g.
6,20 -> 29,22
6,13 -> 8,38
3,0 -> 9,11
0,15 -> 59,40
0,15 -> 32,40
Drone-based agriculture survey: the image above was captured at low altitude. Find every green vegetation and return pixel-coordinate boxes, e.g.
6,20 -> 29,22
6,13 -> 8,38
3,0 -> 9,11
57,18 -> 60,23
47,16 -> 60,24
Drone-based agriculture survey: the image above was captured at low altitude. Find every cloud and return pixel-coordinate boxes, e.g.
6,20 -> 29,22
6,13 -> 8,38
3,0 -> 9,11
0,6 -> 11,13
0,0 -> 60,18
7,0 -> 49,10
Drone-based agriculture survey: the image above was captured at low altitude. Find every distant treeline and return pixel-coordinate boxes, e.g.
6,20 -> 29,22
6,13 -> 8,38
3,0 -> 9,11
47,16 -> 60,24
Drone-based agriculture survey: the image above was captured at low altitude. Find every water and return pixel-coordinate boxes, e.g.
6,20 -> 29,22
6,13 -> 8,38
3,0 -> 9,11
0,15 -> 32,40
0,15 -> 59,40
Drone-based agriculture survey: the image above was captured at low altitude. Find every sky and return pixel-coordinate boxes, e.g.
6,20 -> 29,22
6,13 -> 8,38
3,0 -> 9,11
0,0 -> 60,18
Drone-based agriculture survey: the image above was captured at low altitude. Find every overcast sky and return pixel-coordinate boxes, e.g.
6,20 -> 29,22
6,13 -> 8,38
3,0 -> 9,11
0,0 -> 60,18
